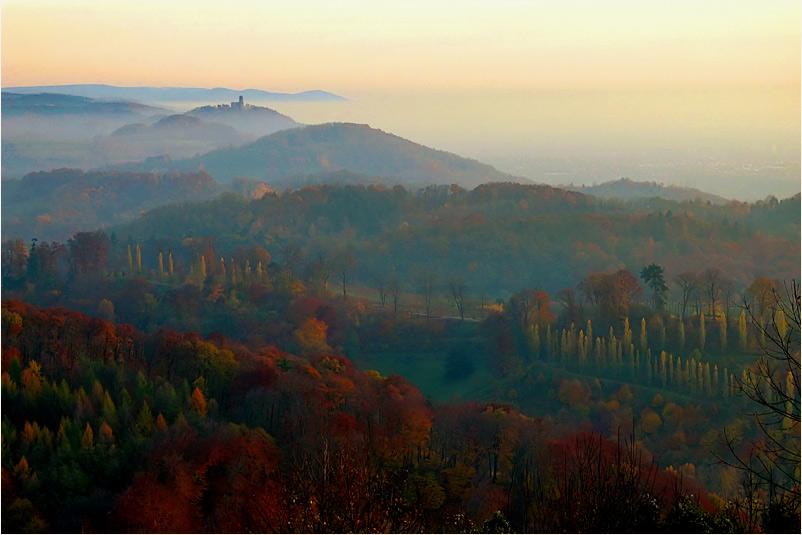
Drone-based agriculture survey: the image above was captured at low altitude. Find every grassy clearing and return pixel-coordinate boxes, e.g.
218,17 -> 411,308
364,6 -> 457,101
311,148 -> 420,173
355,346 -> 495,402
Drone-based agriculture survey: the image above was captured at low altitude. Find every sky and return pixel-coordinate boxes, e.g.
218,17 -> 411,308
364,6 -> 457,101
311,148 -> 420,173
1,1 -> 800,199
2,0 -> 799,94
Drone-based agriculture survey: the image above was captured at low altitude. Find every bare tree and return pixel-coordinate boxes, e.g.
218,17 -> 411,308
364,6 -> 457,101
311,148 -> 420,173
449,277 -> 467,321
415,266 -> 437,318
674,272 -> 698,318
721,276 -> 737,319
316,250 -> 333,298
389,275 -> 401,315
280,243 -> 303,277
702,268 -> 725,317
335,247 -> 356,300
376,274 -> 389,308
556,287 -> 579,325
720,280 -> 800,509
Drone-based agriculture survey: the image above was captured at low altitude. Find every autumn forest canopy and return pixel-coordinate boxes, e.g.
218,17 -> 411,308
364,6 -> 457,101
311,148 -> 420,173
1,95 -> 800,533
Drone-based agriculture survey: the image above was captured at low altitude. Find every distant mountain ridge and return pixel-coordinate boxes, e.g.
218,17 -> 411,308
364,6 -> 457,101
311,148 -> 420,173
1,91 -> 167,116
569,177 -> 730,204
4,84 -> 347,103
123,122 -> 523,188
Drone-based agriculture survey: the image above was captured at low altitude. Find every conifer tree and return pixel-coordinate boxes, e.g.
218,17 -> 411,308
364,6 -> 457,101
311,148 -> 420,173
98,421 -> 114,445
81,422 -> 93,449
191,387 -> 207,416
136,402 -> 154,434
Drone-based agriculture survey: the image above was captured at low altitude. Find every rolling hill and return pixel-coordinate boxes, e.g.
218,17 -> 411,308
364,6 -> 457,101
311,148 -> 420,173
569,177 -> 730,204
0,91 -> 167,116
133,122 -> 522,187
186,102 -> 300,138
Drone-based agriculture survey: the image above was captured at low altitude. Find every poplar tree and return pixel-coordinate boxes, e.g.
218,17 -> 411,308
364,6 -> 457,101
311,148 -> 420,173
669,353 -> 675,385
135,243 -> 142,272
158,252 -> 164,274
623,318 -> 633,360
738,310 -> 748,352
640,317 -> 648,355
719,313 -> 727,351
168,252 -> 174,275
127,244 -> 133,273
699,313 -> 706,352
712,364 -> 718,396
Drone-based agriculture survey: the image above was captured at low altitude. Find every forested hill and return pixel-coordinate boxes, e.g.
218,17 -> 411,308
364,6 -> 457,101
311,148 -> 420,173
111,183 -> 800,296
186,103 -> 299,137
129,123 -> 521,187
570,178 -> 731,204
2,169 -> 221,242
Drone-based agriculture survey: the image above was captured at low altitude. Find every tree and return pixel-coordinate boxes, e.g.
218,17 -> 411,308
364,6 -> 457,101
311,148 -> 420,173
415,266 -> 437,318
449,277 -> 467,321
581,271 -> 641,318
702,268 -> 725,316
389,274 -> 401,315
674,272 -> 699,318
335,247 -> 357,300
68,231 -> 110,276
556,287 -> 580,325
640,263 -> 668,310
747,277 -> 778,318
721,281 -> 800,512
2,238 -> 29,279
280,243 -> 303,277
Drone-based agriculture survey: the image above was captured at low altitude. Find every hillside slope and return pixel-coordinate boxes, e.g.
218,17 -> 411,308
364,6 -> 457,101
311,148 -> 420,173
161,123 -> 522,187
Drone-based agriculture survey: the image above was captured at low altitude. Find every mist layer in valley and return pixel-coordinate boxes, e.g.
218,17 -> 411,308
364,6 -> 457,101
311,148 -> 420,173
261,86 -> 800,201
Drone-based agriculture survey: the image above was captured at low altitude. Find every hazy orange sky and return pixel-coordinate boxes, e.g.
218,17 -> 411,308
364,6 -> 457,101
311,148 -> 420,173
2,0 -> 799,95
